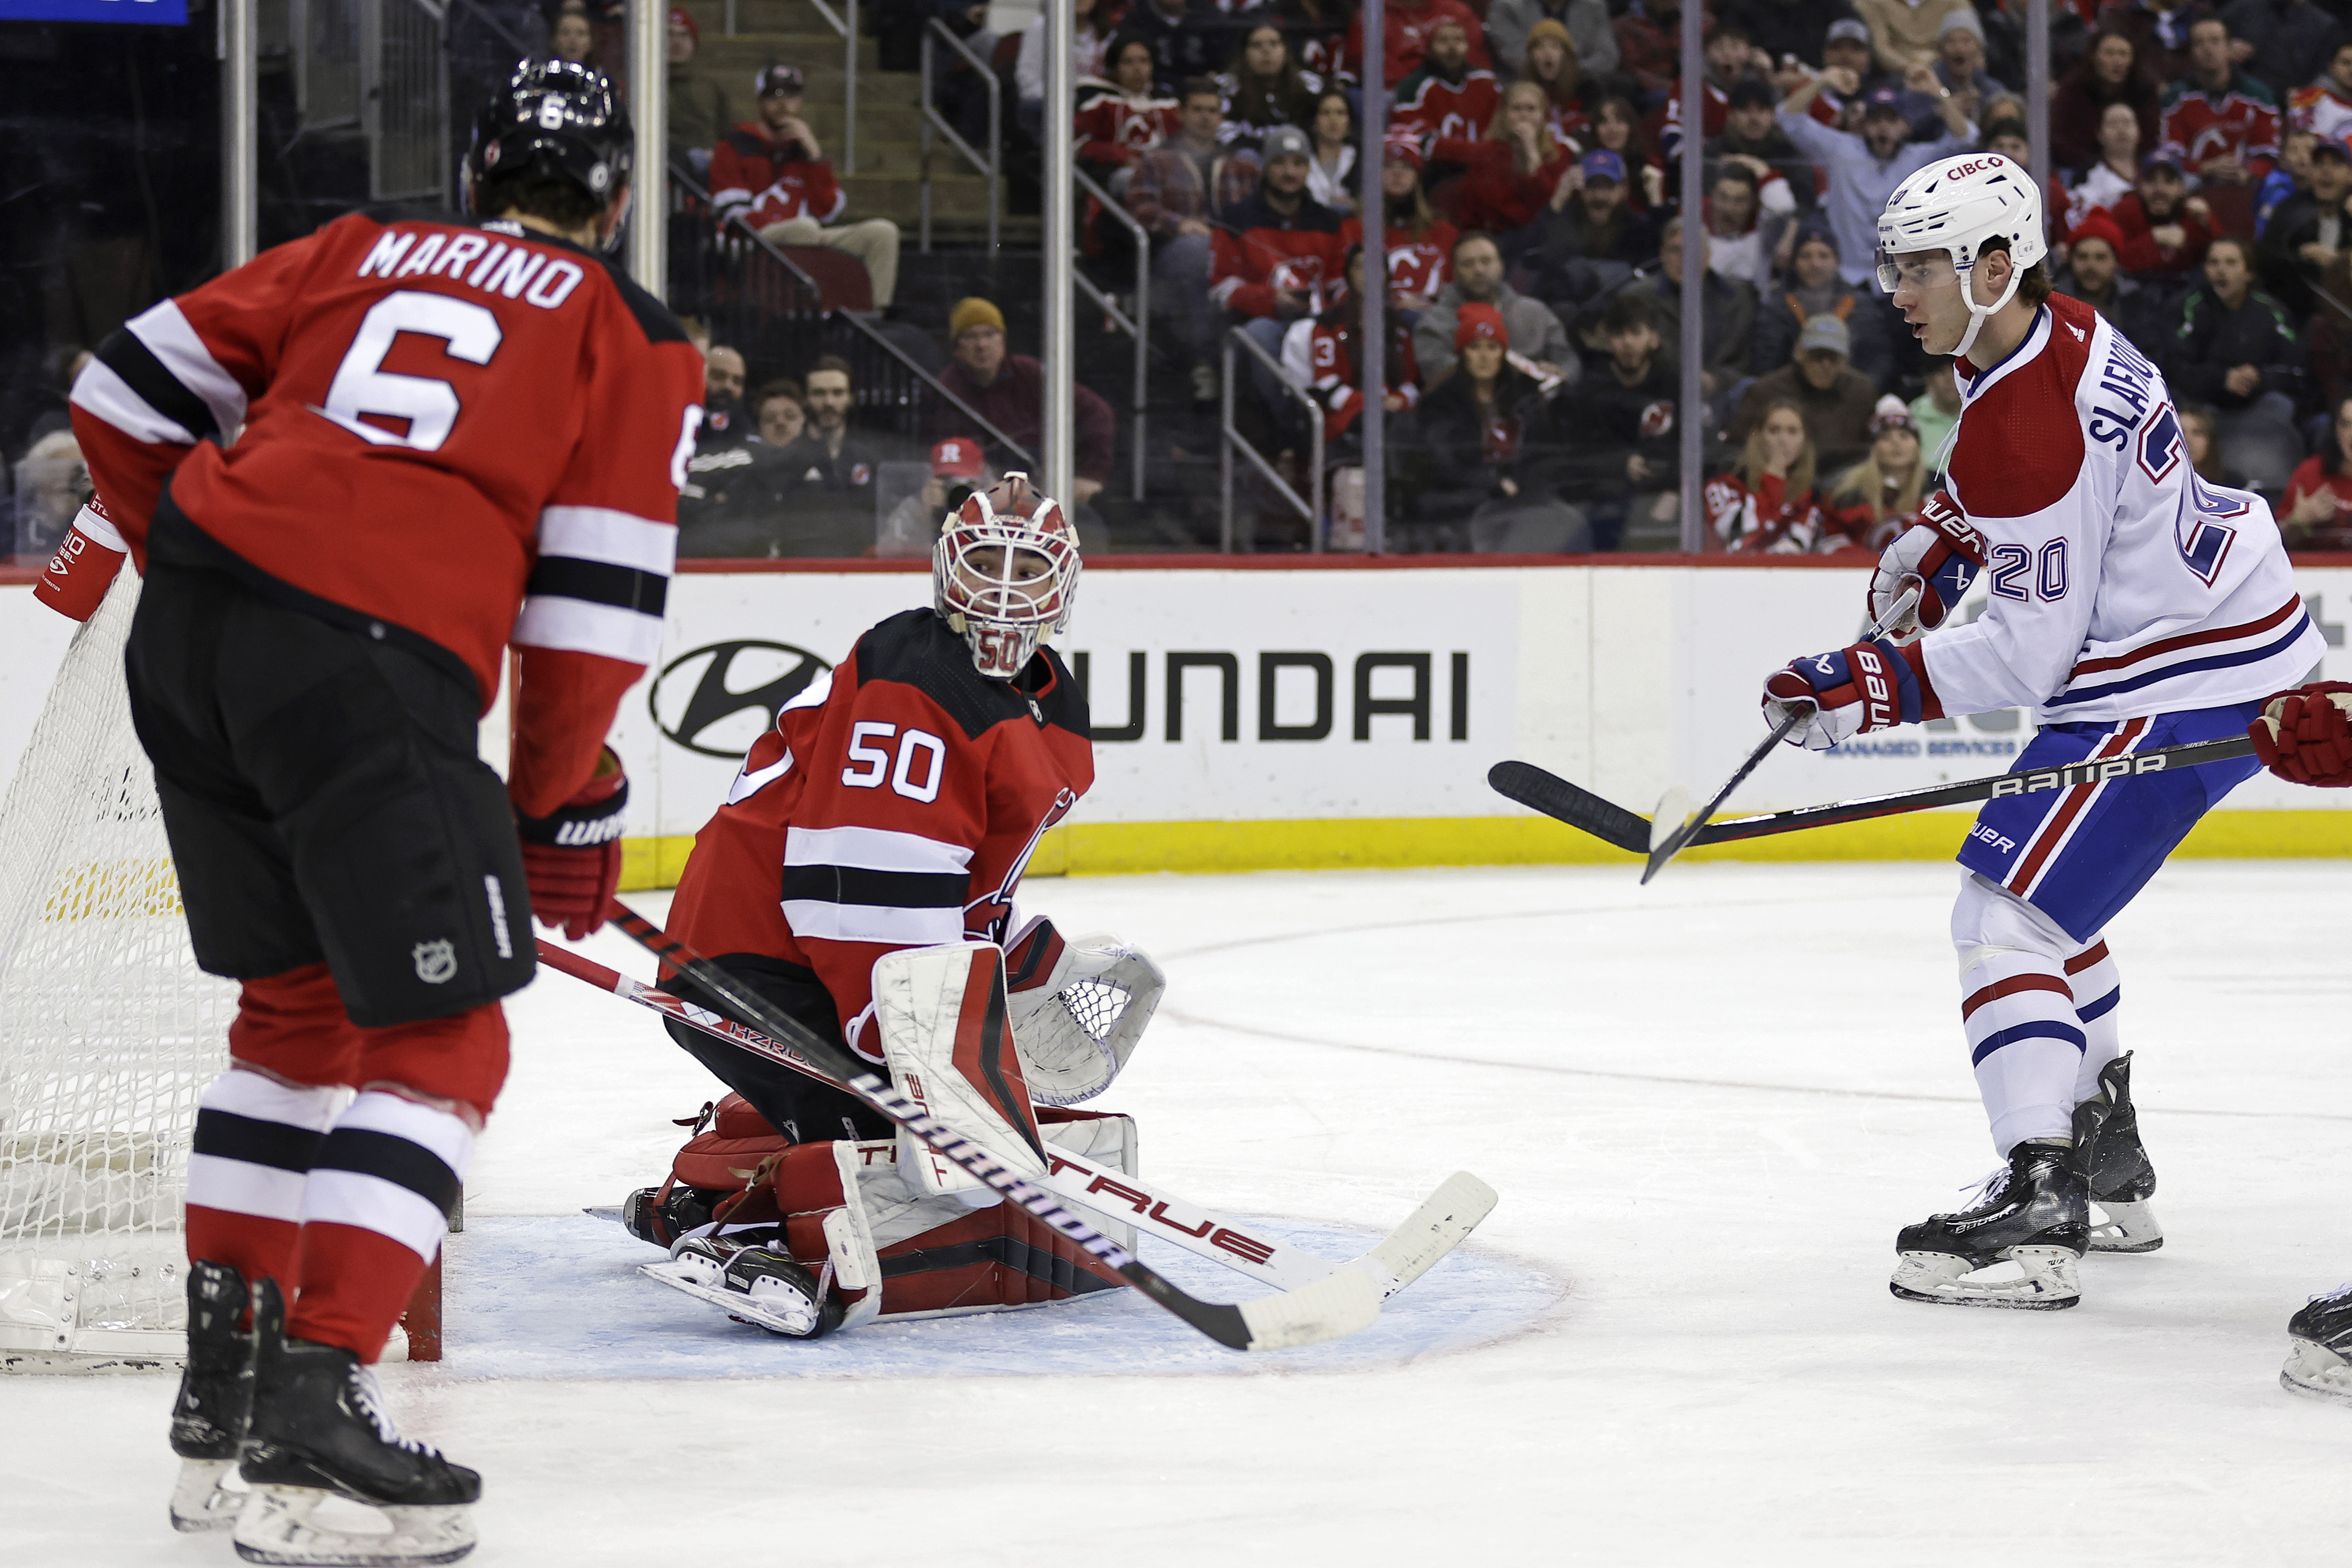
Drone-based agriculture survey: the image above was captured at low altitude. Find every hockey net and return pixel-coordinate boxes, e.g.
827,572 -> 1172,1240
0,572 -> 237,1371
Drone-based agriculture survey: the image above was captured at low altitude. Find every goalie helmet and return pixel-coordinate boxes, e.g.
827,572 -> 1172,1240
932,473 -> 1080,680
1875,151 -> 2046,359
466,59 -> 634,211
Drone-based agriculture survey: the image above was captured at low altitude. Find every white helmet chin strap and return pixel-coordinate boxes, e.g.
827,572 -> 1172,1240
1951,254 -> 2025,362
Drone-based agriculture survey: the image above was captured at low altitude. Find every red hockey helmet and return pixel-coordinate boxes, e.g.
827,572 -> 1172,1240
932,473 -> 1080,680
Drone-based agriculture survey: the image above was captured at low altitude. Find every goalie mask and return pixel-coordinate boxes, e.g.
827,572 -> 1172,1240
1875,152 -> 2046,360
932,473 -> 1080,680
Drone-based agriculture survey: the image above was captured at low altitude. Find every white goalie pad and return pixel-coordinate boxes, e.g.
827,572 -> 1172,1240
1005,923 -> 1165,1106
873,941 -> 1050,1201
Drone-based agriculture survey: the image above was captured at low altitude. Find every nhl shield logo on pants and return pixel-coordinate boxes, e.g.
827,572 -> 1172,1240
413,939 -> 458,985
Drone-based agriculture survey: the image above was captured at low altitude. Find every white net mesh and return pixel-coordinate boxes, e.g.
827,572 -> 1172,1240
0,573 -> 236,1370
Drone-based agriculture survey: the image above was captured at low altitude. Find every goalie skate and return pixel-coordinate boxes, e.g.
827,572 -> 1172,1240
2280,1281 -> 2352,1406
168,1260 -> 254,1533
2073,1053 -> 2162,1254
1889,1142 -> 2088,1311
640,1238 -> 846,1339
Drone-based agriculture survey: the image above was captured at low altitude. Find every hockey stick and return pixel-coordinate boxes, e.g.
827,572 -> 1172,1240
1637,587 -> 1922,883
593,903 -> 1383,1351
537,938 -> 1493,1299
1491,733 -> 2258,854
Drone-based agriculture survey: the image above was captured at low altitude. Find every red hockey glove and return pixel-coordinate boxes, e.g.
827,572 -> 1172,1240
2249,682 -> 2352,787
1867,490 -> 1984,638
515,746 -> 629,940
1762,637 -> 1928,752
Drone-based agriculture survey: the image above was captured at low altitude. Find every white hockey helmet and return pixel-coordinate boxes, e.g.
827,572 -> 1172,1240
1875,151 -> 2047,359
933,472 -> 1081,680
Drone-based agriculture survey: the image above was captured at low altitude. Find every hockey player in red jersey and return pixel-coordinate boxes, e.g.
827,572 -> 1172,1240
624,474 -> 1167,1337
1760,153 -> 2319,1314
66,60 -> 704,1563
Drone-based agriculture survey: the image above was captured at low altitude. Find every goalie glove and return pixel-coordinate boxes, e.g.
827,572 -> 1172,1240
1003,917 -> 1165,1107
1868,490 -> 1983,639
1763,636 -> 1929,751
2250,681 -> 2352,786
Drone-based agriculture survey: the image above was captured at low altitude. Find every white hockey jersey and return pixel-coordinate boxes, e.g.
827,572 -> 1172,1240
1919,293 -> 2320,725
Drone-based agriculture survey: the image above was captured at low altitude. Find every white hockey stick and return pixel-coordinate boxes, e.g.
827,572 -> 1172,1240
540,939 -> 1495,1303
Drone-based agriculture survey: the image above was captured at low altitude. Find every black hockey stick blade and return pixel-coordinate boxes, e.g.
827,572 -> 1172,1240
1641,710 -> 1804,884
1487,760 -> 1651,854
595,903 -> 1381,1352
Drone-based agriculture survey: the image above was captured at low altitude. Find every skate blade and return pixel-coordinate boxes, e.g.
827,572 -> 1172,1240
2088,1198 -> 2163,1254
2279,1338 -> 2352,1406
640,1259 -> 821,1337
1889,1245 -> 2082,1310
233,1484 -> 476,1566
170,1457 -> 246,1532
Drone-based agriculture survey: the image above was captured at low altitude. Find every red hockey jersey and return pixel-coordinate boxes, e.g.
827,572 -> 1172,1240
710,123 -> 847,229
1391,66 -> 1501,144
1433,140 -> 1570,233
666,608 -> 1095,1063
1286,313 -> 1421,441
1210,191 -> 1346,317
1342,0 -> 1489,88
2157,77 -> 2280,180
1074,89 -> 1182,164
67,208 -> 705,814
1338,216 -> 1459,299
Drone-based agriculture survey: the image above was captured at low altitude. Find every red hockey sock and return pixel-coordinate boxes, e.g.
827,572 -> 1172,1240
185,1207 -> 301,1308
285,1221 -> 430,1362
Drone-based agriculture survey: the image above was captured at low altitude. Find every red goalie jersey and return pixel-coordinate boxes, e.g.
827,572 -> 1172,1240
66,207 -> 706,813
666,607 -> 1095,1063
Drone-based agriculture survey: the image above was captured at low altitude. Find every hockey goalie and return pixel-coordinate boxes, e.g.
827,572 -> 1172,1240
618,472 -> 1166,1336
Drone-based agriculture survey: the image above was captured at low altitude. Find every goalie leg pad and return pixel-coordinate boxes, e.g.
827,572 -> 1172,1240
872,942 -> 1048,1198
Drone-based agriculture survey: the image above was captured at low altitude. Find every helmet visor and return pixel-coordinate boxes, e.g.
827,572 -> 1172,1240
1876,249 -> 1960,295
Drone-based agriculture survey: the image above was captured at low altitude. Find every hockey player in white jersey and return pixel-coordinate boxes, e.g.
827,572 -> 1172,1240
1757,153 -> 2322,1310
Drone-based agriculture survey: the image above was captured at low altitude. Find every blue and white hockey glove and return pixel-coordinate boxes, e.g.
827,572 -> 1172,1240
1762,637 -> 1927,751
1869,490 -> 1984,638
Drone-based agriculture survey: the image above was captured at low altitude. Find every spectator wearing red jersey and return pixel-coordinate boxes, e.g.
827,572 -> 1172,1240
925,299 -> 1116,506
1393,18 -> 1500,147
2110,149 -> 2215,283
2278,394 -> 2352,548
1217,124 -> 1346,404
712,65 -> 902,308
1076,41 -> 1182,174
1706,399 -> 1827,552
1339,137 -> 1459,309
1345,0 -> 1490,90
1281,245 -> 1421,444
1519,21 -> 1599,151
2050,28 -> 2161,171
1435,81 -> 1573,237
2156,16 -> 2279,186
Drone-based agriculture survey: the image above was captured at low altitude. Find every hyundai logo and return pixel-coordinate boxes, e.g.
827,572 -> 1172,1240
649,640 -> 831,758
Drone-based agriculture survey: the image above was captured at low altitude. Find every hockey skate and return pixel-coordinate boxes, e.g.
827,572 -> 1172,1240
2073,1052 -> 2162,1253
641,1237 -> 846,1339
618,1183 -> 714,1249
2280,1281 -> 2352,1405
169,1260 -> 254,1532
233,1277 -> 480,1566
1889,1141 -> 2088,1310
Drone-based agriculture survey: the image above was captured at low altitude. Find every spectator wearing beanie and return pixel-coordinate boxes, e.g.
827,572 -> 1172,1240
1486,0 -> 1618,81
1416,231 -> 1574,389
666,9 -> 734,178
925,298 -> 1118,503
1930,10 -> 2006,121
2056,211 -> 2167,355
1519,21 -> 1602,150
1409,303 -> 1587,550
1731,313 -> 1879,475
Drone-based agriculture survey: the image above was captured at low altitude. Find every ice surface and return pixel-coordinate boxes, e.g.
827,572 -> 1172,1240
8,862 -> 2352,1566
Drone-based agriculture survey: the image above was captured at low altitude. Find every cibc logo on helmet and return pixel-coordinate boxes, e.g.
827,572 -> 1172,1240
650,640 -> 832,758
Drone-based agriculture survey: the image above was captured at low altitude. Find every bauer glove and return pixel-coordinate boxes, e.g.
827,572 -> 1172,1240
1868,490 -> 1984,638
1762,637 -> 1926,752
2249,681 -> 2352,787
516,746 -> 629,940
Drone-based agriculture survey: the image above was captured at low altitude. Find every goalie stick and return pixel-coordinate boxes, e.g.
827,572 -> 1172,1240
536,940 -> 1495,1301
1490,734 -> 2258,856
594,902 -> 1382,1351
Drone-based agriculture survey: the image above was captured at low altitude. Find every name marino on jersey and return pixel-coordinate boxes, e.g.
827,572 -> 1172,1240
353,221 -> 588,311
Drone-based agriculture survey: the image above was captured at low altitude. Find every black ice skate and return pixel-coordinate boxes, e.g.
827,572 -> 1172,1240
2072,1052 -> 2162,1254
169,1259 -> 254,1532
1889,1140 -> 2088,1310
233,1276 -> 480,1566
2280,1281 -> 2352,1405
619,1183 -> 714,1249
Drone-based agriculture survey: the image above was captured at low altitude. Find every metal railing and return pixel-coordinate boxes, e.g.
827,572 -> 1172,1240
1071,167 -> 1147,501
671,157 -> 1034,465
801,0 -> 858,173
919,18 -> 1000,252
1219,325 -> 1322,553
